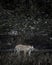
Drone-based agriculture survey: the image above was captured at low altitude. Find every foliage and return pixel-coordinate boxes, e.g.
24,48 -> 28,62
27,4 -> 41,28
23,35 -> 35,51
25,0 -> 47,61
0,0 -> 52,48
0,51 -> 52,65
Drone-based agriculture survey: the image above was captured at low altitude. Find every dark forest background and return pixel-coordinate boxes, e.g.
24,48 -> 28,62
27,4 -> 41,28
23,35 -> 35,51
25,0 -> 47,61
0,0 -> 52,49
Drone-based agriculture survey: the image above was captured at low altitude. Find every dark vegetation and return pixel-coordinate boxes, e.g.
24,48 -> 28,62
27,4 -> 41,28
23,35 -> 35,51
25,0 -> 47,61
0,0 -> 52,49
0,0 -> 52,65
0,51 -> 52,65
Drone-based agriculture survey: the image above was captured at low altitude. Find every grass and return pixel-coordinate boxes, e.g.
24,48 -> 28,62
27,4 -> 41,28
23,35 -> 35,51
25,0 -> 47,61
0,51 -> 52,65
